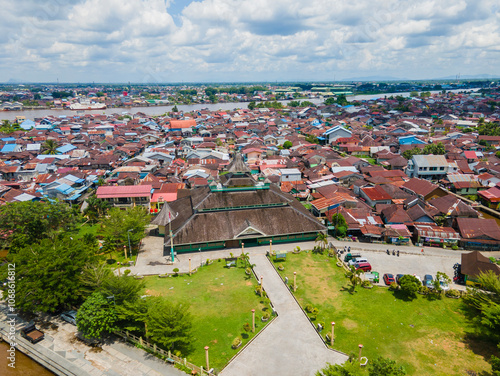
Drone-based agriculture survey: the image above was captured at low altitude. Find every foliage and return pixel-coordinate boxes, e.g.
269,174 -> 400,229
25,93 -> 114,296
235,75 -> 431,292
316,359 -> 362,376
345,266 -> 363,293
475,121 -> 500,137
231,336 -> 242,349
80,262 -> 113,296
101,274 -> 145,305
402,142 -> 446,160
463,271 -> 500,343
146,297 -> 193,354
42,139 -> 59,155
247,101 -> 256,110
99,206 -> 150,253
243,322 -> 252,332
283,140 -> 293,149
2,236 -> 93,313
77,292 -> 117,339
368,356 -> 407,376
330,213 -> 348,237
491,353 -> 500,376
398,275 -> 421,299
0,200 -> 81,252
315,232 -> 328,251
84,194 -> 111,223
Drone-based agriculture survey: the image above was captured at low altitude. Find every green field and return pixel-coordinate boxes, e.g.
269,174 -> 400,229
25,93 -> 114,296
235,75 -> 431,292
273,251 -> 495,375
144,261 -> 271,371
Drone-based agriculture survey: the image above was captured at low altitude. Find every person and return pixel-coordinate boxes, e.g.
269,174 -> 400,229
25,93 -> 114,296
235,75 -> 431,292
397,250 -> 400,257
421,248 -> 424,255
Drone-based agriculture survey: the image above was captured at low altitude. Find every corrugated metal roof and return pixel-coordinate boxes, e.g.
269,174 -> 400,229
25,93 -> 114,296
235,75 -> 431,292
96,185 -> 153,198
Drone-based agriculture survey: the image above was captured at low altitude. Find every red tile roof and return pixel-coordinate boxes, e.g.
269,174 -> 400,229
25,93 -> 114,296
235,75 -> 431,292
96,185 -> 152,198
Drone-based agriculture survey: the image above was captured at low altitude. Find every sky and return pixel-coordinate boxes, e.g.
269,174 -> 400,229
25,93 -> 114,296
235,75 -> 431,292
0,0 -> 499,83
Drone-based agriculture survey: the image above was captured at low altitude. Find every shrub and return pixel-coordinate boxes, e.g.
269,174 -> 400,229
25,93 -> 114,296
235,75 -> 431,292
123,269 -> 131,276
418,285 -> 430,295
278,265 -> 285,271
231,336 -> 242,349
446,289 -> 461,298
389,282 -> 399,291
245,267 -> 252,275
173,268 -> 179,276
361,280 -> 371,287
262,312 -> 270,320
452,245 -> 458,250
243,322 -> 252,332
305,304 -> 313,313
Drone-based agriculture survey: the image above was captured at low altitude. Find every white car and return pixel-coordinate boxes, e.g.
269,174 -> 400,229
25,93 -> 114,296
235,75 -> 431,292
348,257 -> 368,266
438,277 -> 450,291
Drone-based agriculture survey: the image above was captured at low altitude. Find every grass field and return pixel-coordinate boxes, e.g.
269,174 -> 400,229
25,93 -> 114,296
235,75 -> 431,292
143,260 -> 271,371
273,251 -> 495,375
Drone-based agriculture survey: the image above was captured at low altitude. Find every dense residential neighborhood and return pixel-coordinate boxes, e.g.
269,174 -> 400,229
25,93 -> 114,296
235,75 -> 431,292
2,84 -> 500,376
1,86 -> 500,251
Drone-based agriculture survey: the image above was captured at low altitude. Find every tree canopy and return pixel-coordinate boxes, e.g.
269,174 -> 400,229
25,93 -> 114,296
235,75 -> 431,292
77,292 -> 117,340
402,142 -> 446,160
5,236 -> 95,313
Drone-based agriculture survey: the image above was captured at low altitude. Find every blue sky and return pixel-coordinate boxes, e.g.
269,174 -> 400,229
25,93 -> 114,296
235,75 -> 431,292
0,0 -> 499,83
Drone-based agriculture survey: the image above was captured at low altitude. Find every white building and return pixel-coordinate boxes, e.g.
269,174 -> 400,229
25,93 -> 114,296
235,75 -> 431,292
407,155 -> 457,180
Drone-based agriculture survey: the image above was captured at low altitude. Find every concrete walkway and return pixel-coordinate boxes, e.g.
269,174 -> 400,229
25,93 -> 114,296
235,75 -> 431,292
0,303 -> 184,376
220,254 -> 348,376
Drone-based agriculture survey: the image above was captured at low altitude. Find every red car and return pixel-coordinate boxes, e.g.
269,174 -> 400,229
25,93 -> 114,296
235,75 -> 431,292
355,262 -> 372,272
383,273 -> 395,285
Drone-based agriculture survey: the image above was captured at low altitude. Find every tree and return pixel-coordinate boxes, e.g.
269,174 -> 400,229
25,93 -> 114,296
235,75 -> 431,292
345,266 -> 363,293
0,200 -> 80,252
84,194 -> 111,223
42,139 -> 59,155
283,140 -> 293,149
289,100 -> 301,107
146,297 -> 193,354
368,357 -> 407,376
316,360 -> 362,376
247,101 -> 256,110
80,263 -> 113,296
4,236 -> 94,313
463,271 -> 500,343
330,213 -> 347,238
99,207 -> 150,253
101,274 -> 145,305
315,232 -> 328,251
172,105 -> 179,112
398,275 -> 420,299
77,292 -> 117,340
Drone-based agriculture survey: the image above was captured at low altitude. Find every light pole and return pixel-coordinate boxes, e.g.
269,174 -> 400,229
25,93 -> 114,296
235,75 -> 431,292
252,309 -> 255,333
127,229 -> 133,260
331,322 -> 335,346
204,346 -> 210,371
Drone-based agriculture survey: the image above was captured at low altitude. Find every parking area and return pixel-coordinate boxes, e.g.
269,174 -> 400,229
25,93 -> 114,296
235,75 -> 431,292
338,247 -> 464,289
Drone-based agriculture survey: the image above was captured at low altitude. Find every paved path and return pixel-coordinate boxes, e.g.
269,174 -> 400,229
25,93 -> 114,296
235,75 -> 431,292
0,303 -> 184,376
220,254 -> 348,376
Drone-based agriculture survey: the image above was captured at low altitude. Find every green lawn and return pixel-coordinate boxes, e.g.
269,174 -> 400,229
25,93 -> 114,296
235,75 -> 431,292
144,261 -> 271,372
273,252 -> 495,376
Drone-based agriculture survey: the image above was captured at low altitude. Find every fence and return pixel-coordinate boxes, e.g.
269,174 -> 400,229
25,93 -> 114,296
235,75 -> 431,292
115,330 -> 215,376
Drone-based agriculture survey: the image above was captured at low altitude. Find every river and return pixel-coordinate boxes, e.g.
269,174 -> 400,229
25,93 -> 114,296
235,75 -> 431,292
0,341 -> 55,376
0,89 -> 479,122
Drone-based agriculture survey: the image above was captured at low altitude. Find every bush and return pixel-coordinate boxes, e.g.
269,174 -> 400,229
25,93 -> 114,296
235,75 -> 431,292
245,267 -> 252,275
446,289 -> 461,298
389,282 -> 399,291
243,322 -> 252,332
305,304 -> 313,313
278,265 -> 285,271
361,280 -> 371,287
231,336 -> 242,349
173,268 -> 179,276
123,269 -> 131,276
418,285 -> 430,295
452,245 -> 458,250
262,312 -> 270,320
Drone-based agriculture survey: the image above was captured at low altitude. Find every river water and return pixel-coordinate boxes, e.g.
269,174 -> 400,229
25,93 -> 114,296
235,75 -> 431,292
0,341 -> 55,376
0,89 -> 479,122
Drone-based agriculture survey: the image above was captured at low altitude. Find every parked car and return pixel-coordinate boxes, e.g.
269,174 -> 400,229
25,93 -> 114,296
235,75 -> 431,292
424,274 -> 434,289
383,273 -> 395,285
61,310 -> 78,326
438,277 -> 450,291
354,262 -> 372,272
364,271 -> 379,283
348,257 -> 368,267
395,274 -> 405,284
344,253 -> 362,263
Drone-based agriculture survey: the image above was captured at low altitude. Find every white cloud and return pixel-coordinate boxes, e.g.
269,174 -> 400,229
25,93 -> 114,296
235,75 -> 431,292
0,0 -> 498,82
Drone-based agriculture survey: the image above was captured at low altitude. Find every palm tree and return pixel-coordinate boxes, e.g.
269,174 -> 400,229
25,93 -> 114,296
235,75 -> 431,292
42,139 -> 59,155
315,232 -> 328,251
345,266 -> 363,293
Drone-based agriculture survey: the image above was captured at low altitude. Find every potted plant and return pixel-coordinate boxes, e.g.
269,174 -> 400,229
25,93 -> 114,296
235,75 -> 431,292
245,267 -> 252,275
278,265 -> 285,271
261,312 -> 270,322
445,289 -> 461,299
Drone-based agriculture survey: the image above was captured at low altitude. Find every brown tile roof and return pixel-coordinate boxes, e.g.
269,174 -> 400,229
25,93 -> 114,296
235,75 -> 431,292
456,218 -> 500,241
461,251 -> 500,277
